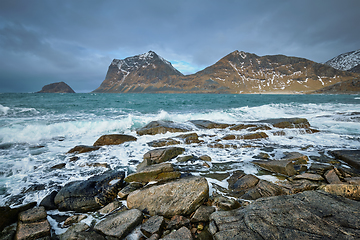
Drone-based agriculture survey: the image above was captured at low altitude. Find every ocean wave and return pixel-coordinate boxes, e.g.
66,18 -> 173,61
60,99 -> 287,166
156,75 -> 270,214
0,104 -> 10,115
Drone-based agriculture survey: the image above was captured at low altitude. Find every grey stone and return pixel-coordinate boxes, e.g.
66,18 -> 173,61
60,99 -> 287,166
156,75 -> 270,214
94,209 -> 143,239
324,169 -> 342,184
18,206 -> 47,223
136,120 -> 191,136
190,120 -> 233,129
147,138 -> 180,147
141,215 -> 165,238
118,182 -> 144,199
40,190 -> 58,210
59,222 -> 90,240
161,226 -> 193,240
127,176 -> 209,218
143,147 -> 185,165
67,145 -> 100,154
331,150 -> 360,170
293,173 -> 324,181
125,163 -> 180,183
210,190 -> 360,239
15,220 -> 51,240
191,206 -> 216,222
253,159 -> 297,176
54,170 -> 125,212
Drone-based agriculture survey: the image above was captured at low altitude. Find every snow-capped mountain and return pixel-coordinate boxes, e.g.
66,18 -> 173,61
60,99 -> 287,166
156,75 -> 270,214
93,50 -> 360,94
93,51 -> 183,93
325,49 -> 360,72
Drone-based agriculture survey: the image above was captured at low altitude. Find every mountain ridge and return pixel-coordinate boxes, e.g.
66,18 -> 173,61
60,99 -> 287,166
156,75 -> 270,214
325,49 -> 360,73
93,50 -> 360,94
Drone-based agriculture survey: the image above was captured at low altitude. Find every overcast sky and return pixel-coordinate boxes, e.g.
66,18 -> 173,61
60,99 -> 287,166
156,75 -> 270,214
0,0 -> 359,93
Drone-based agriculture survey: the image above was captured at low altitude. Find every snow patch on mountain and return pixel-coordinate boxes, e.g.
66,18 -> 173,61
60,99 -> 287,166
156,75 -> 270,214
325,49 -> 360,71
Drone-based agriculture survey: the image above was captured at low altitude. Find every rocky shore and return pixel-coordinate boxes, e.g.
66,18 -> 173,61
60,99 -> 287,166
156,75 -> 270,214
1,118 -> 360,239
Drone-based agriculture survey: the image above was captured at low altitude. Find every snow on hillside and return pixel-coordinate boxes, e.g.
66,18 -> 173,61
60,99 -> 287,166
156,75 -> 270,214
325,49 -> 360,71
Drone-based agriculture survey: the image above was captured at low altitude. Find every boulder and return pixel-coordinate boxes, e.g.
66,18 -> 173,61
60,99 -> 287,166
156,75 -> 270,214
167,215 -> 191,230
190,120 -> 233,129
0,202 -> 36,232
293,173 -> 324,181
324,169 -> 342,184
15,207 -> 51,240
136,120 -> 191,135
241,179 -> 289,200
63,215 -> 87,227
345,177 -> 360,185
213,196 -> 241,211
94,209 -> 143,239
40,191 -> 58,210
118,182 -> 144,199
140,215 -> 165,238
223,132 -> 269,140
59,222 -> 90,240
282,152 -> 309,164
97,200 -> 125,215
125,163 -> 181,183
54,170 -> 125,212
257,117 -> 311,128
330,150 -> 360,170
143,147 -> 185,165
93,134 -> 137,146
176,133 -> 201,144
67,145 -> 100,154
210,191 -> 360,239
229,123 -> 258,130
319,184 -> 360,200
147,138 -> 180,147
161,226 -> 193,240
253,159 -> 297,176
279,179 -> 321,194
127,176 -> 209,218
190,205 -> 216,222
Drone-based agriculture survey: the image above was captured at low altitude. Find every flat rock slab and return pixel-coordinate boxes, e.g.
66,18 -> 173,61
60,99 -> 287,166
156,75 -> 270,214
257,117 -> 310,128
331,150 -> 360,170
136,120 -> 191,135
252,159 -> 297,176
125,163 -> 180,183
19,206 -> 47,223
210,190 -> 360,239
319,184 -> 360,200
93,134 -> 137,146
94,209 -> 143,239
15,219 -> 51,240
161,226 -> 193,240
293,173 -> 324,181
127,176 -> 209,218
141,215 -> 165,237
67,145 -> 100,154
190,120 -> 233,129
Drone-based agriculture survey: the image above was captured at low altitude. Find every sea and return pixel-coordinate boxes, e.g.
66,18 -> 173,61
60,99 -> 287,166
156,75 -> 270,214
1,93 -> 360,211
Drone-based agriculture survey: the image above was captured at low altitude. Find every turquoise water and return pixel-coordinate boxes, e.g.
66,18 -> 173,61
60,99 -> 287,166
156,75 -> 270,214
0,93 -> 360,207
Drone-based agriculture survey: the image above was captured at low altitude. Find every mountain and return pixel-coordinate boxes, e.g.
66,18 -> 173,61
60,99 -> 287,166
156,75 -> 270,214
325,49 -> 360,73
311,78 -> 360,94
37,82 -> 75,93
93,51 -> 183,93
93,50 -> 360,94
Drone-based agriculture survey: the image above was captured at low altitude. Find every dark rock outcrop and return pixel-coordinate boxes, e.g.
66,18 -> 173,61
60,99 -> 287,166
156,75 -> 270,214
210,191 -> 360,239
136,120 -> 191,135
54,170 -> 125,212
330,150 -> 360,170
93,134 -> 137,146
0,202 -> 36,232
37,82 -> 75,93
67,145 -> 100,154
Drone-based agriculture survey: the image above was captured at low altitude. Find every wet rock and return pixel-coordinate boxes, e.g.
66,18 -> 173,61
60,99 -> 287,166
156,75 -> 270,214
293,173 -> 324,181
345,177 -> 360,185
222,132 -> 268,140
190,120 -> 233,129
177,155 -> 198,163
59,222 -> 90,240
191,206 -> 215,222
176,133 -> 201,144
167,215 -> 191,230
331,150 -> 360,170
240,179 -> 289,200
40,190 -> 58,210
54,170 -> 125,212
51,163 -> 66,169
253,159 -> 297,176
147,138 -> 180,147
282,152 -> 309,164
210,190 -> 360,239
93,134 -> 137,146
136,120 -> 191,135
143,147 -> 185,165
94,209 -> 143,239
141,215 -> 165,238
81,162 -> 110,168
228,174 -> 259,193
279,179 -> 321,194
253,152 -> 270,159
161,226 -> 193,240
62,215 -> 87,227
127,176 -> 209,218
125,163 -> 180,183
229,123 -> 258,130
67,145 -> 100,154
319,184 -> 360,200
0,223 -> 16,240
97,200 -> 125,215
258,117 -> 311,128
0,202 -> 36,232
118,182 -> 144,199
308,163 -> 333,175
15,207 -> 51,240
324,169 -> 342,184
200,172 -> 230,181
213,196 -> 241,211
199,155 -> 211,162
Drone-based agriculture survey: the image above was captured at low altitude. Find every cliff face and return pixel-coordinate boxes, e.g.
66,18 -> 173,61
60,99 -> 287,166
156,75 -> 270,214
93,50 -> 360,94
37,82 -> 75,93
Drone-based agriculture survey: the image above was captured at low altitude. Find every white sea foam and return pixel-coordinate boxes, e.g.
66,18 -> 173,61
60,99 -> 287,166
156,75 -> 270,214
0,104 -> 10,115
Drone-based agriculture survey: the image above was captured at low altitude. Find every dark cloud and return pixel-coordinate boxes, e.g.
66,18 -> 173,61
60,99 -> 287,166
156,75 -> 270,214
0,0 -> 359,92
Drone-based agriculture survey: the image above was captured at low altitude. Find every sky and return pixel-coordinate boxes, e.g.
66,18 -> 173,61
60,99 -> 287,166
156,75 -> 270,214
0,0 -> 359,93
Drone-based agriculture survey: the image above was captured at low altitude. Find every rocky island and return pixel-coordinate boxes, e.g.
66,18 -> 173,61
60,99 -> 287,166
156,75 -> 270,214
37,82 -> 75,93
